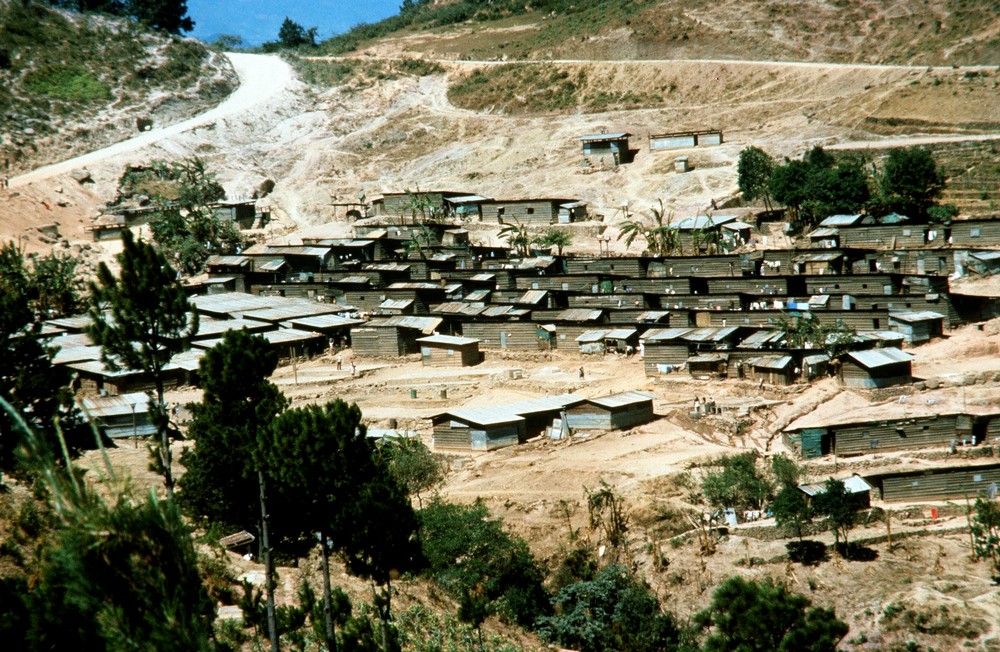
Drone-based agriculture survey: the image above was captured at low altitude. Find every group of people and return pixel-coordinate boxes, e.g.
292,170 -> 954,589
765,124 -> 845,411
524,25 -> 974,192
693,396 -> 717,415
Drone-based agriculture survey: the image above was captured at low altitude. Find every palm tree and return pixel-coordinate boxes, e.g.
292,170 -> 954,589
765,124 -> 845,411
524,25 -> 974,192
533,229 -> 572,256
617,199 -> 679,256
499,219 -> 530,258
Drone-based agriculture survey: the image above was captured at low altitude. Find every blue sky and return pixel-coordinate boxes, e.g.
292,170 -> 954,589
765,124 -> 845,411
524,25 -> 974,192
187,0 -> 403,46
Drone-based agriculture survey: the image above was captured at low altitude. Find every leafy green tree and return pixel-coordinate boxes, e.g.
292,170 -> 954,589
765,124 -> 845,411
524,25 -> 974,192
694,576 -> 848,652
538,564 -> 680,652
379,436 -> 445,508
144,157 -> 239,275
737,146 -> 775,212
277,17 -> 317,48
772,485 -> 812,542
420,499 -> 550,628
178,329 -> 286,651
533,229 -> 573,256
769,159 -> 810,224
88,229 -> 197,496
0,242 -> 82,470
770,454 -> 801,489
812,479 -> 858,554
770,313 -> 857,358
31,250 -> 82,318
970,497 -> 1000,577
701,452 -> 774,511
126,0 -> 194,33
878,147 -> 946,220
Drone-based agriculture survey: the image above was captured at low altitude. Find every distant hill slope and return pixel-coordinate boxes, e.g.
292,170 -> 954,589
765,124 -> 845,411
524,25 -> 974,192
0,1 -> 236,175
320,0 -> 1000,66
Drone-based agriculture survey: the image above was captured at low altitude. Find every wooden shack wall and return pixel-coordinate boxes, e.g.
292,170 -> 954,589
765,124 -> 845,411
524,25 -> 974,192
351,328 -> 403,357
839,226 -> 927,249
421,344 -> 480,367
879,466 -> 1000,502
833,414 -> 960,456
462,322 -> 545,350
950,221 -> 1000,246
643,343 -> 690,375
482,201 -> 560,226
841,361 -> 911,388
566,402 -> 654,430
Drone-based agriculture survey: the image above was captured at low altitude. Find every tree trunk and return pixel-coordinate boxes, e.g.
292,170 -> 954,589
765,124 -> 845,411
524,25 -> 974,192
320,532 -> 337,652
258,471 -> 279,652
153,364 -> 173,498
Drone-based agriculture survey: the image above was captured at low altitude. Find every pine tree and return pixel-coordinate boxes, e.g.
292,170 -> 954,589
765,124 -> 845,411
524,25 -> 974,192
0,242 -> 82,471
87,229 -> 197,495
179,329 -> 286,652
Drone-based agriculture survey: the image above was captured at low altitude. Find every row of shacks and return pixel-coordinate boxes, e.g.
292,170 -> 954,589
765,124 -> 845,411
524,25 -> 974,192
42,293 -> 367,397
799,463 -> 1000,505
182,216 -> 1000,384
431,391 -> 655,451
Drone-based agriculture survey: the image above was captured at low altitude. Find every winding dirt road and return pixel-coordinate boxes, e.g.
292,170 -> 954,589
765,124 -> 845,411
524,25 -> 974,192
9,53 -> 295,189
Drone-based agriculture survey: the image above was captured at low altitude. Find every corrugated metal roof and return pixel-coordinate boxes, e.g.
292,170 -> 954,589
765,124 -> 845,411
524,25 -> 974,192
576,329 -> 610,343
333,276 -> 372,285
379,299 -> 414,310
517,290 -> 549,304
888,310 -> 946,323
258,259 -> 287,271
46,315 -> 95,331
683,326 -> 739,342
205,255 -> 250,266
516,257 -> 557,270
674,214 -> 738,230
368,316 -> 443,334
445,195 -> 490,204
365,263 -> 411,272
809,294 -> 831,306
464,289 -> 491,302
560,201 -> 587,209
432,302 -> 486,316
261,245 -> 331,257
585,391 -> 654,409
688,353 -> 728,363
441,407 -> 525,427
417,335 -> 480,346
799,476 -> 872,496
970,251 -> 1000,262
721,221 -> 753,230
797,252 -> 842,262
79,392 -> 151,419
240,303 -> 342,323
388,282 -> 442,290
819,214 -> 864,227
261,328 -> 325,344
289,314 -> 364,330
194,318 -> 271,338
191,292 -> 287,315
751,355 -> 793,370
739,330 -> 785,347
470,273 -> 496,282
480,305 -> 528,318
507,393 -> 583,416
641,327 -> 692,342
846,347 -> 914,369
635,311 -> 670,322
580,132 -> 630,141
605,328 -> 637,340
808,227 -> 840,238
802,354 -> 830,365
556,308 -> 604,322
52,344 -> 104,365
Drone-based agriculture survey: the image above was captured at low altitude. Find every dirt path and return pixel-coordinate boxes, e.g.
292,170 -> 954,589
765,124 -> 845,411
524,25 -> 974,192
9,53 -> 295,189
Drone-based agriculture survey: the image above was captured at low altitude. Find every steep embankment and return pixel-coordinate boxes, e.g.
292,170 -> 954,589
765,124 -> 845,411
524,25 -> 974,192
0,1 -> 236,175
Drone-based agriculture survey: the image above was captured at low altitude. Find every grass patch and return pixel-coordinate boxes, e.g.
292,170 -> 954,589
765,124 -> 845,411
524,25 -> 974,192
292,56 -> 444,89
22,64 -> 110,101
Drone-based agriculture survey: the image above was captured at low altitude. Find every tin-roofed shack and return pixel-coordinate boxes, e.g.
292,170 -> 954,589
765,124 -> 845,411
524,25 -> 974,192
350,316 -> 443,357
799,476 -> 872,509
840,348 -> 913,388
432,408 -> 524,451
867,463 -> 1000,503
417,334 -> 482,367
887,310 -> 945,344
78,392 -> 156,440
579,132 -> 633,164
564,391 -> 655,431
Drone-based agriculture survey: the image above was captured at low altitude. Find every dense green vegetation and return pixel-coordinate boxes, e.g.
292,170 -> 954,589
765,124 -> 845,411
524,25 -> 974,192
738,145 -> 955,228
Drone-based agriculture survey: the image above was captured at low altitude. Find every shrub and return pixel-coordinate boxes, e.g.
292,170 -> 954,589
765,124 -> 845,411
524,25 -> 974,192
22,64 -> 110,101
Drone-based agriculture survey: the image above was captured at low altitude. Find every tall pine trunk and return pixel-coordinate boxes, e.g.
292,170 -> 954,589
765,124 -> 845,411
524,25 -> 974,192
320,532 -> 337,652
258,470 -> 279,652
